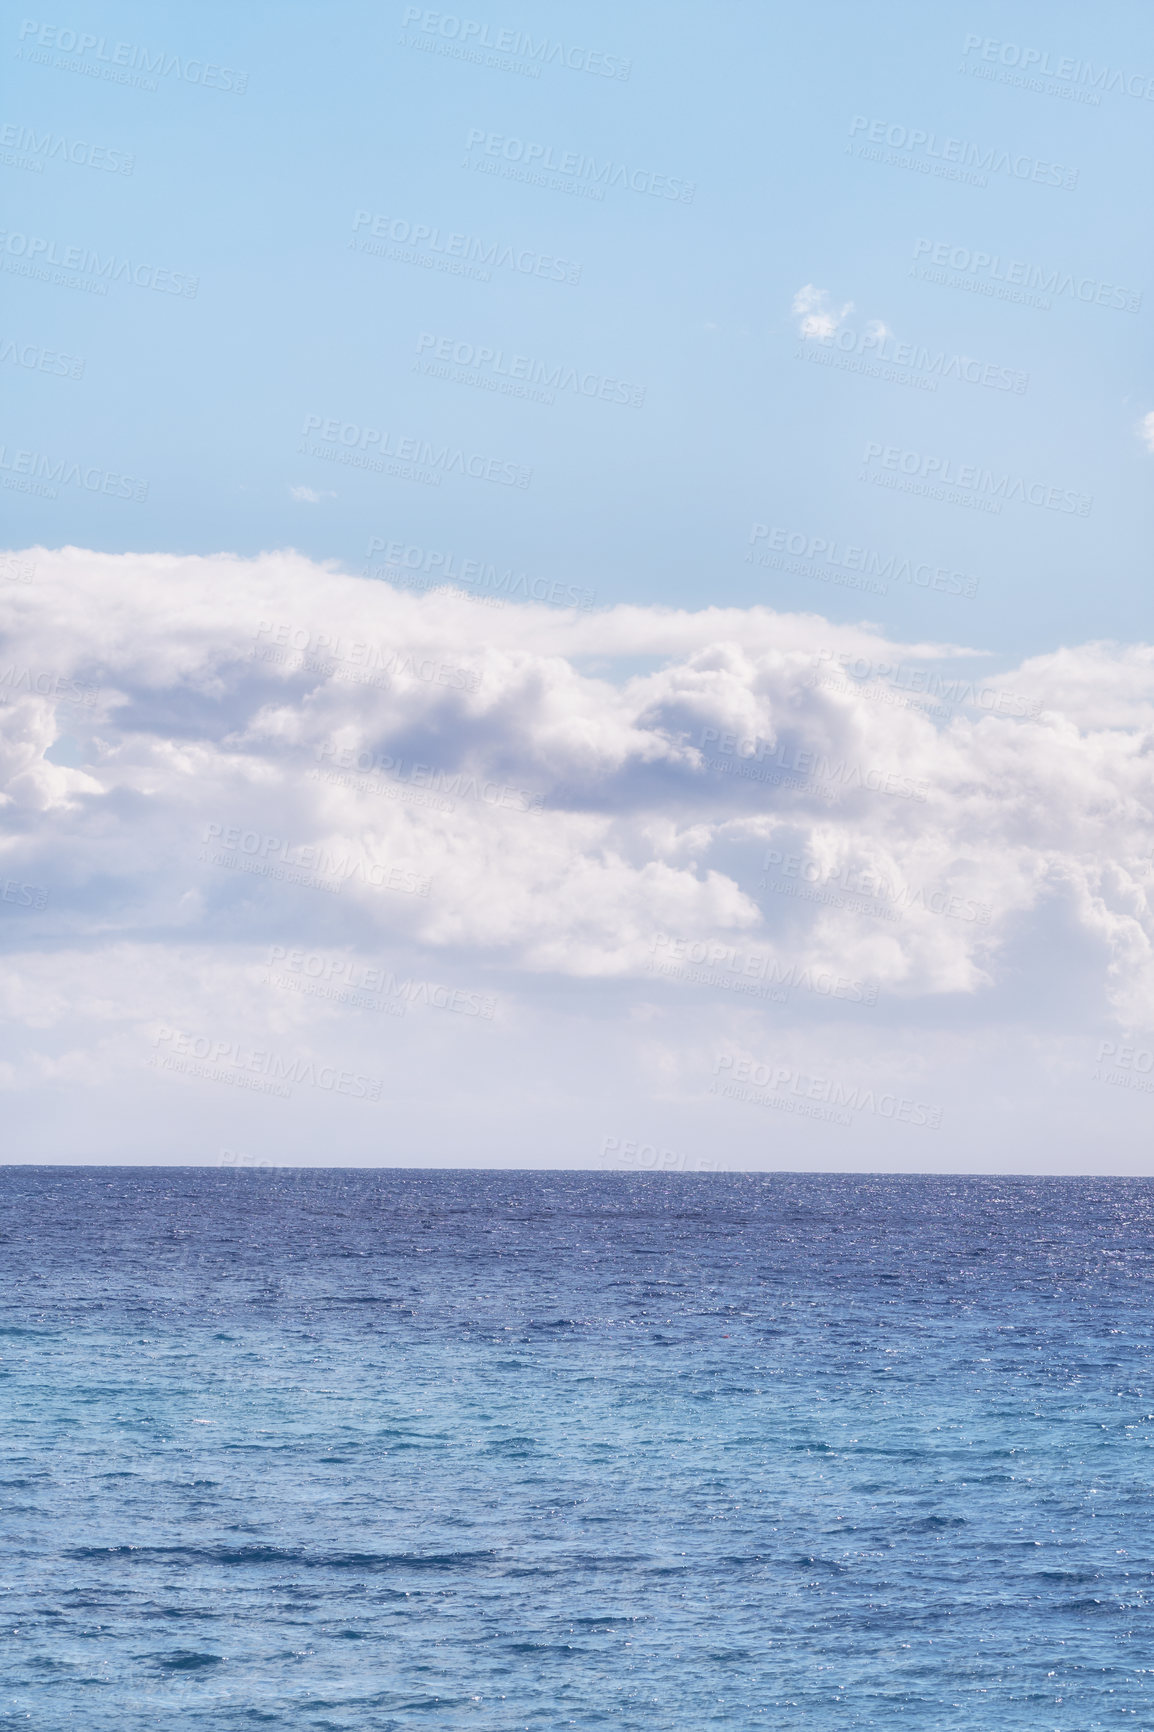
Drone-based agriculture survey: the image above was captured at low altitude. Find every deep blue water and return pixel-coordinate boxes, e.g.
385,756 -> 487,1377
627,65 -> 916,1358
0,1168 -> 1151,1730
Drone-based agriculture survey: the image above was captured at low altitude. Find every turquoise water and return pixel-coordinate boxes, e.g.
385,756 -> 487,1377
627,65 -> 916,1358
1,1169 -> 1151,1728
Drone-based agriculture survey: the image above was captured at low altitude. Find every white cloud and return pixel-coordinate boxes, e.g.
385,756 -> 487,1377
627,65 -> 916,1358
791,290 -> 895,351
2,547 -> 1153,1169
1139,411 -> 1154,454
791,284 -> 853,340
289,485 -> 336,503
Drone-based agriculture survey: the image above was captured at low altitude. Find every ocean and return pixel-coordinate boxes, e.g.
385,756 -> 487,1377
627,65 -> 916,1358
0,1168 -> 1150,1729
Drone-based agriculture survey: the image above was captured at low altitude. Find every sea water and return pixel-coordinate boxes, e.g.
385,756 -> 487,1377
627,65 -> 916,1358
0,1168 -> 1150,1729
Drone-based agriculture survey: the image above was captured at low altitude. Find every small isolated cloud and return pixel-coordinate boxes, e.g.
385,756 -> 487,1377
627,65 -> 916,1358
1138,412 -> 1154,454
290,485 -> 336,503
791,284 -> 853,339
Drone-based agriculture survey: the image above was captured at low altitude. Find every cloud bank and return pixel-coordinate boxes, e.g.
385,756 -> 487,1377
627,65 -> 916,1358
2,547 -> 1152,1170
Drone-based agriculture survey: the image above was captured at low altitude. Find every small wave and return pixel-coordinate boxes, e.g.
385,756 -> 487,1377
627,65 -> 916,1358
68,1544 -> 496,1571
570,1615 -> 644,1627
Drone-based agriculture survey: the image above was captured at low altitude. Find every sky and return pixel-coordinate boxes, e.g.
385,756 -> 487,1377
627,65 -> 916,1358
2,0 -> 1154,1170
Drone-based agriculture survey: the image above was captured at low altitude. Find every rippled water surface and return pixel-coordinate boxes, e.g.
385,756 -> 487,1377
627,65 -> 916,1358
0,1168 -> 1151,1729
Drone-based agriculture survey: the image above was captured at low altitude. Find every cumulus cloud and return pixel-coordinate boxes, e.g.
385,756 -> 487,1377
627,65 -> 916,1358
1139,411 -> 1154,454
2,548 -> 1152,1168
289,485 -> 336,503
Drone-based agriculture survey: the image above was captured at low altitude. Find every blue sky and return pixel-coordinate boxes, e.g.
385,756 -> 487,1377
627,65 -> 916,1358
6,0 -> 1151,653
3,1 -> 1154,1170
